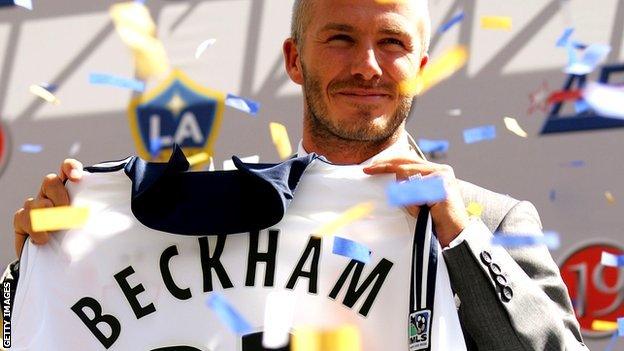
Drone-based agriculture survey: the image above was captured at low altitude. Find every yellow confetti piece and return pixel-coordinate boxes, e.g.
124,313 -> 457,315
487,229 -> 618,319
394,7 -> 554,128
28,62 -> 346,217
480,16 -> 513,31
591,319 -> 618,331
466,202 -> 483,217
605,191 -> 616,204
29,84 -> 60,105
314,202 -> 375,237
30,206 -> 90,232
399,45 -> 468,96
503,117 -> 528,138
374,0 -> 408,4
186,152 -> 210,167
109,2 -> 156,37
269,122 -> 293,160
292,325 -> 361,351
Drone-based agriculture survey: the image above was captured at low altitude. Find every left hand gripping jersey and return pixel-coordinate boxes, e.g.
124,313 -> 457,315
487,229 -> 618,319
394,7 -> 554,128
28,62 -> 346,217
8,146 -> 465,351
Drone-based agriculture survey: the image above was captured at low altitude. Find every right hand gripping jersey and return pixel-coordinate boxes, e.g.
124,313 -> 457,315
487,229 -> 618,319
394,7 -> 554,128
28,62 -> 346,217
8,146 -> 465,351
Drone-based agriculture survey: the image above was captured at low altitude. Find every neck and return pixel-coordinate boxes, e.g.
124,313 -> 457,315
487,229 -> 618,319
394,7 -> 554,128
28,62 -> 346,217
302,119 -> 406,165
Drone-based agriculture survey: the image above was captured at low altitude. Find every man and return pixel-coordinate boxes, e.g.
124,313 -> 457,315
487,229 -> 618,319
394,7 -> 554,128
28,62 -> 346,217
9,0 -> 586,350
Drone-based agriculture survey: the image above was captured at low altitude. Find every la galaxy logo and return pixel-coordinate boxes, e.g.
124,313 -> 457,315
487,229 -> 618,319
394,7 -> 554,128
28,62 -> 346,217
128,69 -> 224,165
409,310 -> 431,350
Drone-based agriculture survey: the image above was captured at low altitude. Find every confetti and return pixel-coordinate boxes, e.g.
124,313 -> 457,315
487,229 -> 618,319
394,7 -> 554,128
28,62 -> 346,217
556,27 -> 574,47
592,319 -> 618,331
262,291 -> 296,349
19,144 -> 43,153
269,122 -> 293,160
575,99 -> 590,114
292,325 -> 361,351
491,231 -> 560,250
560,160 -> 585,168
225,94 -> 260,116
605,191 -> 616,204
600,252 -> 624,267
186,152 -> 210,167
314,202 -> 375,237
565,44 -> 611,75
466,202 -> 483,217
463,125 -> 496,144
386,177 -> 447,207
480,16 -> 512,31
206,293 -> 253,335
38,82 -> 58,93
195,38 -> 217,59
68,142 -> 81,157
89,73 -> 145,92
447,108 -> 462,117
438,12 -> 464,33
549,189 -> 556,202
13,0 -> 32,10
503,117 -> 528,138
30,206 -> 90,232
29,84 -> 60,105
223,155 -> 259,171
583,82 -> 624,119
547,89 -> 582,105
417,139 -> 449,154
332,236 -> 371,264
400,45 -> 468,95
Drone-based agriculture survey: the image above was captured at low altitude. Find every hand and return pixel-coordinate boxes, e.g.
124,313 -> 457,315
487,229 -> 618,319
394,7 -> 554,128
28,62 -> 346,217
13,159 -> 83,258
363,157 -> 469,247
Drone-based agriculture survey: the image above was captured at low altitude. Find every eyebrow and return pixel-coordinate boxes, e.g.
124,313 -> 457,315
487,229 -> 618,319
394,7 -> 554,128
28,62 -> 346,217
319,22 -> 410,37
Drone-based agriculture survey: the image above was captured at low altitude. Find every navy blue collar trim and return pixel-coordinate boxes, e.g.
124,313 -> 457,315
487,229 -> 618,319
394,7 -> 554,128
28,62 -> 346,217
123,145 -> 317,236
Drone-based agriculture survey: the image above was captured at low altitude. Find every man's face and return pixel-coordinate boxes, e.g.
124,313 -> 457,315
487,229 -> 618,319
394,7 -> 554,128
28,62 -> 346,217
295,0 -> 427,142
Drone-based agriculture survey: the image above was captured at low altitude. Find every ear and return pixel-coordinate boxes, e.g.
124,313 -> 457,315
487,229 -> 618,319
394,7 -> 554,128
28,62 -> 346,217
419,54 -> 429,70
283,38 -> 304,85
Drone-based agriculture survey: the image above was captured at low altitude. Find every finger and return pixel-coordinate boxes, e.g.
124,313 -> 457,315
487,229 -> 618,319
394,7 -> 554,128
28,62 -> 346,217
14,198 -> 53,247
59,159 -> 83,183
364,162 -> 439,177
38,173 -> 70,206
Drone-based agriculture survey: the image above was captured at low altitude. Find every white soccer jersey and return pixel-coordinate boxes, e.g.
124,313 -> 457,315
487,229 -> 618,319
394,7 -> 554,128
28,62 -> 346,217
9,149 -> 465,351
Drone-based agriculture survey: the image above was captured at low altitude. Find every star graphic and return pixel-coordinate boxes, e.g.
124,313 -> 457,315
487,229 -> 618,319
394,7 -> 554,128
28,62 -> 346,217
527,81 -> 550,115
167,93 -> 187,117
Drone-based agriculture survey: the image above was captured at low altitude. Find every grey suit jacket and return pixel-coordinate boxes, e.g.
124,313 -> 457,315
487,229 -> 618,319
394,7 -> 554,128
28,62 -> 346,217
445,179 -> 588,351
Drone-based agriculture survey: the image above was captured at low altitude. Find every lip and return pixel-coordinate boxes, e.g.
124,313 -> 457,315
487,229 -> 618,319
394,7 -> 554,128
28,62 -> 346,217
335,90 -> 392,102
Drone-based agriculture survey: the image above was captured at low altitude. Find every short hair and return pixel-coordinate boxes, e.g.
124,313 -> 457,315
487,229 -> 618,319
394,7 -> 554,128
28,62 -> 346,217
290,0 -> 431,56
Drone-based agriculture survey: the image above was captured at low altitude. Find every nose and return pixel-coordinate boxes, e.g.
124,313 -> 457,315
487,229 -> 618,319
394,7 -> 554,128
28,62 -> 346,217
351,45 -> 382,81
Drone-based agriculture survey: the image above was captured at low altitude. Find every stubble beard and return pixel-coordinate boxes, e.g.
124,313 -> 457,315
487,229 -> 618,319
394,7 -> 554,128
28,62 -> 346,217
302,62 -> 413,144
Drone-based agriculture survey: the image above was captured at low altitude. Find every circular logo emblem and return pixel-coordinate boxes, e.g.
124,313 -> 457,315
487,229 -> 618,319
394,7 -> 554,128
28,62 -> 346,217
560,243 -> 624,337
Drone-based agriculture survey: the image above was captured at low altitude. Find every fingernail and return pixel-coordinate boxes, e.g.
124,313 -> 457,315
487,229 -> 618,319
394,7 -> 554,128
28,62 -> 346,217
70,169 -> 81,179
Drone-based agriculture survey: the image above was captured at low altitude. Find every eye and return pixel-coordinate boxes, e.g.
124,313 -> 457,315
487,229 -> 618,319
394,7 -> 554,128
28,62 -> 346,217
327,34 -> 354,43
380,38 -> 405,48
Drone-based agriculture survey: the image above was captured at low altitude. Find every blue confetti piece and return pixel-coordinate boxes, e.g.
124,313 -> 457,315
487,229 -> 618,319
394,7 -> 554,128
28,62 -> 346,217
575,99 -> 590,113
38,82 -> 58,93
332,236 -> 371,264
604,331 -> 619,351
463,125 -> 496,144
556,27 -> 574,47
601,252 -> 624,267
89,73 -> 145,92
225,94 -> 260,116
491,231 -> 560,250
418,139 -> 449,153
566,44 -> 611,75
206,293 -> 253,335
386,176 -> 447,207
549,190 -> 556,202
561,160 -> 585,168
149,138 -> 161,158
618,318 -> 624,337
19,144 -> 43,153
438,12 -> 464,34
573,41 -> 587,50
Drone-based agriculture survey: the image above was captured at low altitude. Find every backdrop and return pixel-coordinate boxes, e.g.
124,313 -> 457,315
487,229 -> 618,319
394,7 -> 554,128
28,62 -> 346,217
0,1 -> 623,349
